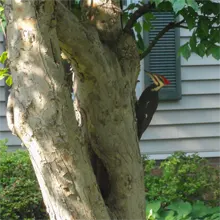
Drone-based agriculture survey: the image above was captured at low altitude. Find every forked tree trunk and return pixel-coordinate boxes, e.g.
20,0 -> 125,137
5,0 -> 145,219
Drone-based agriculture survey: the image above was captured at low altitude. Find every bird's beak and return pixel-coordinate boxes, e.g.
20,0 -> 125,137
146,72 -> 167,91
147,72 -> 159,86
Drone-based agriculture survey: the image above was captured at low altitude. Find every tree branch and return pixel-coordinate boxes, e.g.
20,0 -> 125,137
123,2 -> 155,34
140,19 -> 185,60
55,0 -> 105,72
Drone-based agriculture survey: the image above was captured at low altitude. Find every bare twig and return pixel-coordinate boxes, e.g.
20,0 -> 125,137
140,19 -> 185,60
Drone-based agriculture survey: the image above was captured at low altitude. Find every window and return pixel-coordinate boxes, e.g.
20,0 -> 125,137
143,12 -> 181,100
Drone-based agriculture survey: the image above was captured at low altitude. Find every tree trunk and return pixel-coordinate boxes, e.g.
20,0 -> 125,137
5,0 -> 145,219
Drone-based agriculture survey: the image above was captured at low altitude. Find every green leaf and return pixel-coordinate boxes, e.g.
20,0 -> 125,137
192,201 -> 207,218
210,45 -> 220,60
189,32 -> 197,52
144,13 -> 155,21
210,28 -> 220,43
185,15 -> 196,30
158,1 -> 173,11
191,200 -> 217,218
124,3 -> 137,11
146,200 -> 161,216
5,75 -> 13,86
172,0 -> 186,14
206,46 -> 212,57
143,21 -> 151,32
200,18 -> 210,36
0,6 -> 4,12
0,51 -> 8,64
150,0 -> 163,7
159,210 -> 175,220
0,68 -> 9,78
178,42 -> 191,60
134,22 -> 142,33
122,12 -> 129,24
196,43 -> 206,58
136,33 -> 145,52
197,16 -> 210,38
210,213 -> 220,220
186,0 -> 199,11
167,200 -> 192,218
201,1 -> 220,15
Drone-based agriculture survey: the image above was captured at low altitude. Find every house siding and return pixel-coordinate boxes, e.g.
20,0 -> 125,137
0,34 -> 21,148
140,28 -> 220,158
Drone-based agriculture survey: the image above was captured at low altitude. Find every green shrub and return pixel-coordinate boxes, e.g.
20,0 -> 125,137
143,152 -> 220,206
0,139 -> 48,220
146,200 -> 220,220
1,138 -> 219,219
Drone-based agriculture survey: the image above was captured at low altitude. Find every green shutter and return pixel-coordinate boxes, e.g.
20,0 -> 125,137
144,12 -> 181,100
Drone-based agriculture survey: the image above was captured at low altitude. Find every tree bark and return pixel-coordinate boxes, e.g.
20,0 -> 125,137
5,0 -> 145,219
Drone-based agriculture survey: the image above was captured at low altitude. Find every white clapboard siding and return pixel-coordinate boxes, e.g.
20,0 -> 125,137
0,102 -> 21,148
140,26 -> 220,158
158,94 -> 220,110
0,42 -> 4,55
0,87 -> 5,101
0,79 -> 4,86
0,131 -> 21,146
140,137 -> 220,154
181,55 -> 220,66
150,109 -> 220,125
182,80 -> 220,95
0,102 -> 6,116
142,123 -> 220,140
181,66 -> 220,80
0,117 -> 9,131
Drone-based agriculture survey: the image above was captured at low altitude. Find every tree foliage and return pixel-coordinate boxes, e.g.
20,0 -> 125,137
0,139 -> 48,220
123,0 -> 220,60
146,200 -> 220,220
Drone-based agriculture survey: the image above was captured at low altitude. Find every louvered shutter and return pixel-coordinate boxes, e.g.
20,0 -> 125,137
144,12 -> 181,100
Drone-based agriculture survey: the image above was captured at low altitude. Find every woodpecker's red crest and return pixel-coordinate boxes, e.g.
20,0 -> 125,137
159,75 -> 170,85
146,72 -> 170,91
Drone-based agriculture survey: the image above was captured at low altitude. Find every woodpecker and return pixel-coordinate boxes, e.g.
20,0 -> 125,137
136,72 -> 170,140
